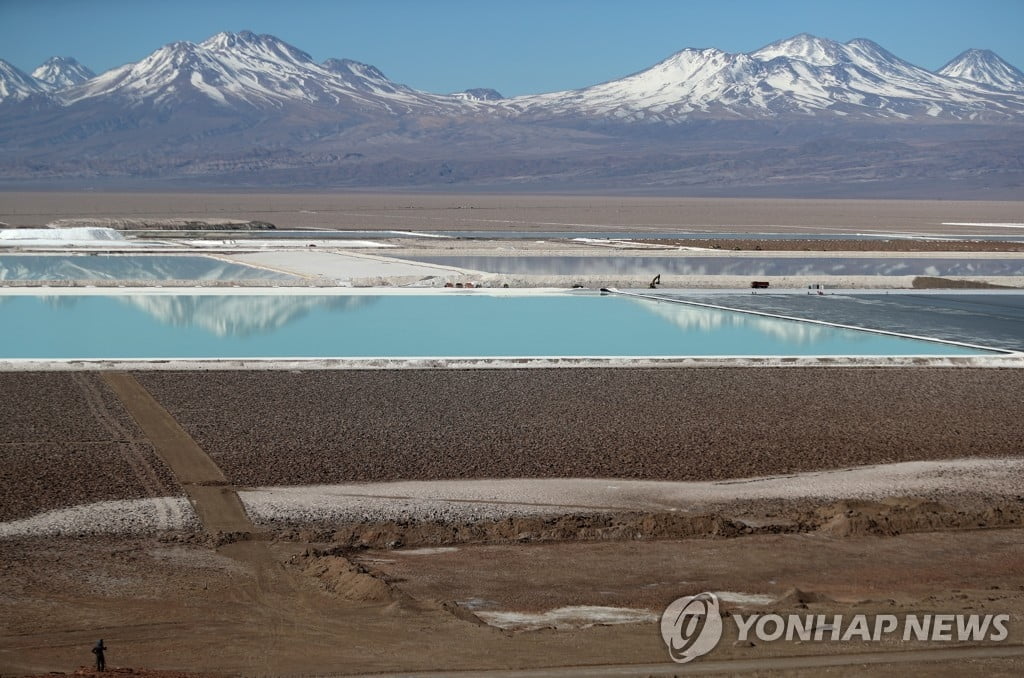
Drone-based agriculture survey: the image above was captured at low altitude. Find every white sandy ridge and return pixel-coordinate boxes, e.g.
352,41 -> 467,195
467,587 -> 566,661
236,458 -> 1024,525
3,459 -> 1022,539
0,497 -> 197,538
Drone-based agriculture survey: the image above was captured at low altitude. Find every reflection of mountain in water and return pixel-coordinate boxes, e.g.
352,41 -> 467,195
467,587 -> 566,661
40,295 -> 81,310
407,256 -> 1024,277
0,255 -> 293,281
122,294 -> 376,337
635,298 -> 837,346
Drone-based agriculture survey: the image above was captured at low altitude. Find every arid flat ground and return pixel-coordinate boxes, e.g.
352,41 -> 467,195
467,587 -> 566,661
2,192 -> 1023,235
2,369 -> 1024,677
4,525 -> 1024,677
134,368 -> 1024,487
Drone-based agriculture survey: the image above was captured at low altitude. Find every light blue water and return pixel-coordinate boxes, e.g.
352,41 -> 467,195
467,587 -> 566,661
0,255 -> 294,281
0,292 -> 996,359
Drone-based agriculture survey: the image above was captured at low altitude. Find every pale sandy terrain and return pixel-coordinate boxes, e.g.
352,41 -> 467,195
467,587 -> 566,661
3,458 -> 1020,539
228,249 -> 482,283
2,192 -> 1023,234
235,459 -> 1024,526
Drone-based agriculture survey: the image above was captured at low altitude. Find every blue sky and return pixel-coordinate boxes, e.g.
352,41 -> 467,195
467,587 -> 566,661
2,0 -> 1022,96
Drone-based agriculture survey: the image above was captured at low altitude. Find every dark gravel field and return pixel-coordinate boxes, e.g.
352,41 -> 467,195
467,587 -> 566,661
136,368 -> 1024,487
0,373 -> 182,520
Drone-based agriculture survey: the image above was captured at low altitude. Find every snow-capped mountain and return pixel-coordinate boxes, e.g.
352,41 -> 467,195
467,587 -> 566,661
31,56 -> 95,90
509,34 -> 1024,121
7,31 -> 1023,120
1,31 -> 1022,195
452,88 -> 504,102
60,30 -> 472,114
0,59 -> 48,102
939,49 -> 1024,91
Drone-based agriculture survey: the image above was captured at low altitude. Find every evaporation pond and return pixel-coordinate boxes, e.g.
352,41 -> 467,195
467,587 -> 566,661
396,256 -> 1024,277
0,255 -> 294,281
0,292 -> 997,359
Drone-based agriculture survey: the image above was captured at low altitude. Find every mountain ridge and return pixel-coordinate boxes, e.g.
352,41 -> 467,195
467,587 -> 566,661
939,49 -> 1024,91
1,31 -> 1022,197
0,59 -> 48,102
31,56 -> 95,90
3,31 -> 1023,116
507,34 -> 1024,121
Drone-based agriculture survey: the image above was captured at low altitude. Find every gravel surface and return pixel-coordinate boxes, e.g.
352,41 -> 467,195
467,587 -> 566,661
0,373 -> 184,521
136,368 -> 1024,487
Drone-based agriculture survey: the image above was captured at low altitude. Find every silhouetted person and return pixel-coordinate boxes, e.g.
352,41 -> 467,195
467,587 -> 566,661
92,639 -> 106,671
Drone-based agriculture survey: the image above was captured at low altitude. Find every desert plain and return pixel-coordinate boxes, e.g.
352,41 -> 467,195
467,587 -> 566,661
1,193 -> 1023,677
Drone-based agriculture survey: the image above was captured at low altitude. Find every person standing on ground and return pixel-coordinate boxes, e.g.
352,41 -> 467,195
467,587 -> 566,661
92,639 -> 106,671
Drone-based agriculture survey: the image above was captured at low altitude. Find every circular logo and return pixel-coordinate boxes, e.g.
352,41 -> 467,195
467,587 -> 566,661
660,592 -> 723,664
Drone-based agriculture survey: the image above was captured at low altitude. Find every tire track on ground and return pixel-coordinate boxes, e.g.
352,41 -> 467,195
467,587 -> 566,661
100,372 -> 253,535
100,373 -> 323,673
71,373 -> 176,527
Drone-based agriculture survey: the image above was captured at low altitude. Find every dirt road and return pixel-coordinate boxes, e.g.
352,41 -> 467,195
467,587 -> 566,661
101,372 -> 251,535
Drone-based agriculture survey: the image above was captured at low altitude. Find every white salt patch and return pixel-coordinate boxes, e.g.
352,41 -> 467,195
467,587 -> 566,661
225,250 -> 476,281
237,458 -> 1024,525
389,231 -> 453,239
0,497 -> 197,538
457,597 -> 498,610
0,227 -> 142,248
184,239 -> 395,248
570,237 -> 681,250
394,547 -> 459,555
476,605 -> 657,631
0,227 -> 125,241
941,223 -> 1024,229
715,591 -> 776,606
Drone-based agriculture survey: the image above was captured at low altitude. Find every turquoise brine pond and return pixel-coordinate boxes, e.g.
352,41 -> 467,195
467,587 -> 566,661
0,292 -> 998,359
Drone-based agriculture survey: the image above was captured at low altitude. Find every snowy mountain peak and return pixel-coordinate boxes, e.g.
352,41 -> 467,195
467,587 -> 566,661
452,88 -> 503,101
511,33 -> 1024,122
320,58 -> 414,96
939,49 -> 1024,91
322,58 -> 388,84
752,35 -> 920,75
0,59 -> 48,102
200,30 -> 259,49
31,56 -> 95,90
638,47 -> 755,89
12,30 -> 1024,124
660,46 -> 736,68
752,33 -> 848,66
200,30 -> 316,65
152,40 -> 209,66
57,30 -> 469,114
